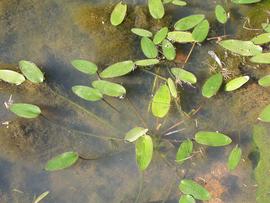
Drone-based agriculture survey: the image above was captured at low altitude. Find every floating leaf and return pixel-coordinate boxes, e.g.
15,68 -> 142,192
258,75 -> 270,87
227,145 -> 242,171
92,80 -> 126,97
136,135 -> 153,171
179,195 -> 195,203
262,23 -> 270,33
153,27 -> 168,45
232,0 -> 261,4
110,1 -> 127,26
163,0 -> 173,4
131,28 -> 153,37
171,68 -> 197,84
152,84 -> 171,118
251,33 -> 270,45
174,14 -> 205,31
202,73 -> 223,98
71,59 -> 98,75
225,76 -> 249,91
72,85 -> 103,101
179,179 -> 211,201
176,139 -> 193,164
215,5 -> 228,24
135,59 -> 159,66
141,37 -> 158,58
0,70 -> 25,85
192,19 -> 210,42
45,151 -> 79,171
195,131 -> 232,146
148,0 -> 165,19
9,103 -> 41,119
250,53 -> 270,64
125,127 -> 148,142
258,104 -> 270,122
167,78 -> 177,98
171,0 -> 187,6
33,191 -> 49,203
100,61 -> 135,78
162,39 -> 176,61
167,31 -> 194,43
219,40 -> 262,56
19,60 -> 44,83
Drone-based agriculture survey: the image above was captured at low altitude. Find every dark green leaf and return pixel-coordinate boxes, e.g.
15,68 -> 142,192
167,78 -> 177,98
202,73 -> 223,98
136,135 -> 153,171
250,53 -> 270,64
225,76 -> 249,91
131,28 -> 153,37
192,19 -> 210,42
110,1 -> 127,26
0,70 -> 25,85
72,85 -> 103,101
9,103 -> 41,119
215,5 -> 228,24
162,39 -> 176,61
135,59 -> 159,66
227,145 -> 242,171
174,14 -> 205,31
176,139 -> 193,164
141,37 -> 158,59
171,68 -> 197,84
195,131 -> 232,146
125,127 -> 148,142
100,61 -> 135,78
148,0 -> 165,19
71,59 -> 98,75
179,195 -> 195,203
153,27 -> 168,45
258,75 -> 270,87
167,31 -> 194,43
258,104 -> 270,122
152,84 -> 171,118
92,80 -> 126,97
19,60 -> 44,83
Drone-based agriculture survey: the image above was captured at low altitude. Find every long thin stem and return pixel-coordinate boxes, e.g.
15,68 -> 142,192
141,69 -> 167,81
182,42 -> 196,68
135,172 -> 144,203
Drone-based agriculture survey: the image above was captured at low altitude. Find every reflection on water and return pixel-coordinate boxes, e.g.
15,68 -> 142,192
0,0 -> 270,202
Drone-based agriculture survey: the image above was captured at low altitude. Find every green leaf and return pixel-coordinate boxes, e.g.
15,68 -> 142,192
153,27 -> 168,45
258,104 -> 270,122
125,127 -> 148,142
71,59 -> 98,75
258,75 -> 270,87
19,60 -> 44,83
141,37 -> 158,59
215,5 -> 228,24
250,53 -> 270,64
192,19 -> 210,42
171,68 -> 197,84
163,0 -> 173,3
72,85 -> 103,101
179,195 -> 195,203
135,59 -> 159,66
202,73 -> 223,98
162,39 -> 176,61
225,76 -> 249,91
232,0 -> 261,4
251,33 -> 270,45
219,40 -> 262,56
171,0 -> 187,6
167,78 -> 177,98
174,14 -> 205,31
100,61 -> 135,78
92,80 -> 126,97
195,131 -> 232,147
0,70 -> 25,85
262,23 -> 270,33
179,179 -> 211,201
227,145 -> 242,171
131,28 -> 153,37
45,151 -> 79,171
176,139 -> 193,164
110,1 -> 127,26
136,135 -> 153,171
33,191 -> 50,203
148,0 -> 165,20
9,103 -> 41,119
152,84 -> 171,118
167,31 -> 194,43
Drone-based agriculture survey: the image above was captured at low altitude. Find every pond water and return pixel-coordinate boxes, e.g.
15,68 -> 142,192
0,0 -> 270,202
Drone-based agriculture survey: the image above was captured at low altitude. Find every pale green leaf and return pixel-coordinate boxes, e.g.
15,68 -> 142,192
162,39 -> 176,61
136,135 -> 153,171
262,23 -> 270,33
195,131 -> 232,146
33,191 -> 49,203
131,28 -> 153,37
110,1 -> 127,26
92,80 -> 126,97
232,0 -> 261,4
179,195 -> 195,203
0,70 -> 25,85
225,76 -> 249,91
9,103 -> 41,119
167,78 -> 177,98
174,14 -> 205,31
258,75 -> 270,87
72,85 -> 103,101
153,27 -> 168,45
192,19 -> 210,42
171,68 -> 197,84
251,33 -> 270,45
227,145 -> 242,171
125,127 -> 148,142
250,53 -> 270,64
100,61 -> 135,78
141,37 -> 158,58
167,31 -> 194,43
19,60 -> 44,83
258,104 -> 270,122
215,5 -> 228,24
148,0 -> 165,19
176,139 -> 193,164
71,59 -> 98,75
171,0 -> 187,6
135,59 -> 159,66
202,73 -> 223,98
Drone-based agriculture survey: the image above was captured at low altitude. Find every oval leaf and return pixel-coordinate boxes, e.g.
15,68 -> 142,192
172,0 -> 187,6
110,1 -> 127,26
250,53 -> 270,64
176,139 -> 193,164
152,84 -> 171,118
258,104 -> 270,122
162,39 -> 176,61
225,76 -> 249,91
125,127 -> 148,142
153,27 -> 169,45
171,68 -> 197,84
0,70 -> 25,85
179,195 -> 195,203
167,78 -> 177,98
92,80 -> 126,97
136,135 -> 153,171
141,37 -> 158,59
192,19 -> 210,42
251,33 -> 270,45
45,151 -> 79,171
9,103 -> 41,119
227,145 -> 242,171
195,131 -> 232,146
100,61 -> 135,78
135,59 -> 159,66
215,5 -> 228,24
258,75 -> 270,87
202,73 -> 223,98
71,59 -> 98,75
148,0 -> 165,19
131,28 -> 153,37
179,179 -> 211,201
232,0 -> 261,4
167,31 -> 194,43
19,60 -> 44,83
174,14 -> 205,31
72,85 -> 103,101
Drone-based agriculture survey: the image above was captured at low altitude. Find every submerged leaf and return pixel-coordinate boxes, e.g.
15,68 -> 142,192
258,104 -> 270,122
162,39 -> 176,61
153,27 -> 168,45
251,33 -> 270,45
171,68 -> 197,84
176,139 -> 193,164
202,73 -> 223,98
152,84 -> 171,118
167,31 -> 194,43
227,145 -> 242,171
179,179 -> 211,200
179,195 -> 195,203
131,28 -> 153,37
136,135 -> 153,171
141,37 -> 158,58
92,80 -> 126,97
258,75 -> 270,87
45,151 -> 79,171
19,60 -> 44,83
215,5 -> 228,24
167,78 -> 177,98
135,59 -> 159,66
195,131 -> 232,146
232,0 -> 261,4
250,53 -> 270,64
174,14 -> 205,31
9,103 -> 41,119
100,61 -> 135,78
72,85 -> 103,101
71,59 -> 98,75
148,0 -> 165,19
192,19 -> 210,42
225,76 -> 249,91
0,70 -> 25,85
110,1 -> 127,26
125,127 -> 148,142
